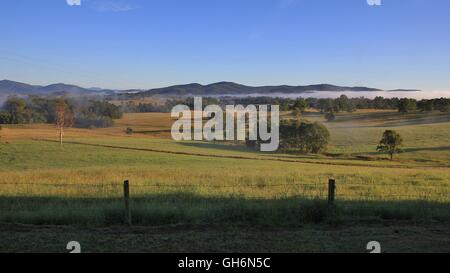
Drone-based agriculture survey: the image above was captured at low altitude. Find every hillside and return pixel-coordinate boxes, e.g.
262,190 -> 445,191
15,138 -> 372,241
0,80 -> 115,97
1,79 -> 385,98
130,82 -> 383,97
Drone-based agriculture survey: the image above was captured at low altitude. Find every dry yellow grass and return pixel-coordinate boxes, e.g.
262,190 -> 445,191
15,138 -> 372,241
0,113 -> 174,140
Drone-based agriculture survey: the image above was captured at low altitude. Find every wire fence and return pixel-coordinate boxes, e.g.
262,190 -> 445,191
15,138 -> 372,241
0,180 -> 448,200
0,181 -> 448,188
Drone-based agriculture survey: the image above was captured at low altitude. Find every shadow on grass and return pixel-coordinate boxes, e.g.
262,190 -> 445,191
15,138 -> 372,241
402,146 -> 450,153
333,112 -> 400,123
0,193 -> 449,227
379,114 -> 450,127
353,146 -> 450,158
179,141 -> 261,154
330,111 -> 450,127
179,142 -> 334,161
134,129 -> 172,134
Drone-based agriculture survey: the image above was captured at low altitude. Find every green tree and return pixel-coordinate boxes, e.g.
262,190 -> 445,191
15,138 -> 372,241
434,98 -> 450,112
377,130 -> 403,161
280,120 -> 330,154
417,99 -> 433,112
293,98 -> 308,113
0,112 -> 11,124
398,98 -> 417,113
335,95 -> 355,112
317,98 -> 334,113
373,96 -> 385,109
4,97 -> 27,124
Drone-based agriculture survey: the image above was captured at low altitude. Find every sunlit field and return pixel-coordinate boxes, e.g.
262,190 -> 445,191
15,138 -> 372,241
1,110 -> 449,252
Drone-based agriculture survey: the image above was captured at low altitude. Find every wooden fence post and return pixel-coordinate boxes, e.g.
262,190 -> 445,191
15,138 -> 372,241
328,178 -> 336,207
123,180 -> 132,226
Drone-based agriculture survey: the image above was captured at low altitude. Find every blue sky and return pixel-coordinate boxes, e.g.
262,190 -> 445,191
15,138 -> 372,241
0,0 -> 449,90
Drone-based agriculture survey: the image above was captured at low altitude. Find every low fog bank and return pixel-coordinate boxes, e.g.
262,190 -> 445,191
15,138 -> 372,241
206,90 -> 450,100
309,90 -> 450,100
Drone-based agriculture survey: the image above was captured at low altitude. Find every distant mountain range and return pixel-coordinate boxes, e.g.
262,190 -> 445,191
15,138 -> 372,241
0,80 -> 115,96
1,79 -> 417,98
130,82 -> 384,97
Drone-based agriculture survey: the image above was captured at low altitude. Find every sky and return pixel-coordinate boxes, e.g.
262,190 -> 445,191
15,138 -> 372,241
0,0 -> 449,91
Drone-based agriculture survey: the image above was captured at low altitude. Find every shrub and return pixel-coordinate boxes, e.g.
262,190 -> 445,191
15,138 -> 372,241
325,112 -> 336,122
125,127 -> 134,135
0,112 -> 11,124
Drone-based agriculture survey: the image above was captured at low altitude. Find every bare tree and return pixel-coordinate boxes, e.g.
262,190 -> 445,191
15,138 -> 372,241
55,99 -> 74,145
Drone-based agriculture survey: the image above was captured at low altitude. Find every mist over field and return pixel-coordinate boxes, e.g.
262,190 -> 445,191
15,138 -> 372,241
207,90 -> 450,100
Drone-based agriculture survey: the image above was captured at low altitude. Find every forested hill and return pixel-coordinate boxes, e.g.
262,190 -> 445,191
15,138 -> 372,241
1,79 -> 386,98
126,82 -> 383,97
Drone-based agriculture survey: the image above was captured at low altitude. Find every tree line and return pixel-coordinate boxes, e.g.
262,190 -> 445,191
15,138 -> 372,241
120,97 -> 221,113
0,96 -> 123,128
119,96 -> 450,114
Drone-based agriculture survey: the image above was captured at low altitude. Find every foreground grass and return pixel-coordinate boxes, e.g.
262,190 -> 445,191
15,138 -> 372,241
2,221 -> 449,253
1,194 -> 449,227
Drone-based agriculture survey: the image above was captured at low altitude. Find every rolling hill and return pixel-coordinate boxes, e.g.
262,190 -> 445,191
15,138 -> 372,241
1,79 -> 388,98
0,80 -> 115,97
123,82 -> 384,97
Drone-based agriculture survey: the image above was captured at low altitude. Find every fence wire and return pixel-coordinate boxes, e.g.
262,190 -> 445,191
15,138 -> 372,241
0,181 -> 448,200
0,181 -> 448,188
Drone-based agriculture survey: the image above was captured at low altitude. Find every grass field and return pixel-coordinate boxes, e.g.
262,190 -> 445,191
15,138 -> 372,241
0,110 -> 449,252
